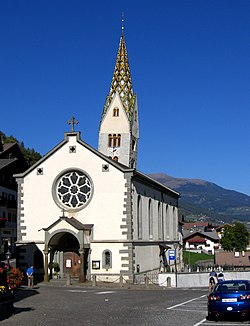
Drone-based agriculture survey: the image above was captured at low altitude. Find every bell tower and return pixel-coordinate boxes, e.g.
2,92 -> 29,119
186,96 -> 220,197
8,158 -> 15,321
98,21 -> 139,168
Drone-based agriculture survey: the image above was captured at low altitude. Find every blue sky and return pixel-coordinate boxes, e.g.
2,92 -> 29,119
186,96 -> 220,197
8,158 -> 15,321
0,1 -> 249,195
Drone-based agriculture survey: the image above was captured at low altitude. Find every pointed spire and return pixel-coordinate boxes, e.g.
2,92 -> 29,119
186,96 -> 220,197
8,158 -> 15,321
103,18 -> 136,120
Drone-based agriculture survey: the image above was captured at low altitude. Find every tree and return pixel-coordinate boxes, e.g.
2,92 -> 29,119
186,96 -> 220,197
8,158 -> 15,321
220,222 -> 249,252
233,222 -> 249,251
220,225 -> 235,251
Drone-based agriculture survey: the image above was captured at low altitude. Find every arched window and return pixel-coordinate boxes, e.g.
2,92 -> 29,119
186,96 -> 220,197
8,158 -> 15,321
102,250 -> 112,269
108,134 -> 121,148
158,202 -> 163,240
137,196 -> 142,239
165,205 -> 170,240
112,134 -> 117,147
132,139 -> 136,151
117,134 -> 121,147
113,107 -> 119,117
148,199 -> 153,239
108,134 -> 112,147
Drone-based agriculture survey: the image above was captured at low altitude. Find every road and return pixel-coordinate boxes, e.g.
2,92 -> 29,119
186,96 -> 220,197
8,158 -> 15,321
1,284 -> 249,326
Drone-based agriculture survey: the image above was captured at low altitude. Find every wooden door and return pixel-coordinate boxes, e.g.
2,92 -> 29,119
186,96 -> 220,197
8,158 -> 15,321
63,252 -> 81,277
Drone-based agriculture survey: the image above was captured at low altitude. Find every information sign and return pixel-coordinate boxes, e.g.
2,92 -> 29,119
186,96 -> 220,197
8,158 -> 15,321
168,249 -> 176,260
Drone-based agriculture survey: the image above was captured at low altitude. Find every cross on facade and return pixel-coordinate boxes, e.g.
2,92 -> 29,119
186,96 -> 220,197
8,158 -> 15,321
67,116 -> 79,132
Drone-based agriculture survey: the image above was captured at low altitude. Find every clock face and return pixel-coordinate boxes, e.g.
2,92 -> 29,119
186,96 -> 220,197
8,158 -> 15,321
53,169 -> 93,211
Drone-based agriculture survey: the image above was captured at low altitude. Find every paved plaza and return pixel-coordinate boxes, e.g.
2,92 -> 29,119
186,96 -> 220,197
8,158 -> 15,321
1,281 -> 249,326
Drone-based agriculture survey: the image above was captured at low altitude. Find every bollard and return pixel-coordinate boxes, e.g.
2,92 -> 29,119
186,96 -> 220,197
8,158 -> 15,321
66,274 -> 71,286
92,275 -> 96,287
119,275 -> 123,287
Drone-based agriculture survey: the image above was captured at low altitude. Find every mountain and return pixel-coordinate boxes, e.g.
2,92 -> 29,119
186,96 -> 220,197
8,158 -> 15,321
148,173 -> 250,224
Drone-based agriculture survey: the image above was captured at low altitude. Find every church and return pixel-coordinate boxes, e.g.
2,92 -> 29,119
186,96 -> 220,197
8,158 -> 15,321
14,26 -> 180,283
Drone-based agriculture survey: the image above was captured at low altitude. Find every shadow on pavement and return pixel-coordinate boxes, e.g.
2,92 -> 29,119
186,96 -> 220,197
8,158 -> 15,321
14,306 -> 35,315
14,287 -> 39,303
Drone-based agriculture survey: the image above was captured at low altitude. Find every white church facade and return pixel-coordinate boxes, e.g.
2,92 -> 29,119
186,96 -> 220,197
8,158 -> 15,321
15,28 -> 180,283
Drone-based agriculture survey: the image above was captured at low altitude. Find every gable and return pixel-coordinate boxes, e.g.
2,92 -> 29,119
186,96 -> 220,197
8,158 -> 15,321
99,92 -> 130,133
14,131 -> 134,179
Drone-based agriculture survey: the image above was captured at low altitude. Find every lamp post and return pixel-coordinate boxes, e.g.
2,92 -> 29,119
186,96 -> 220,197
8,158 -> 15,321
6,249 -> 11,268
173,243 -> 178,288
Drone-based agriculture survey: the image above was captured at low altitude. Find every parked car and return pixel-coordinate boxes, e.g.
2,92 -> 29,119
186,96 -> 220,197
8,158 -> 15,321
207,280 -> 250,321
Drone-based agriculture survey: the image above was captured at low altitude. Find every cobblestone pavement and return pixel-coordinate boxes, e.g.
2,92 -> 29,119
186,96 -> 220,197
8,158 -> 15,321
0,280 -> 208,326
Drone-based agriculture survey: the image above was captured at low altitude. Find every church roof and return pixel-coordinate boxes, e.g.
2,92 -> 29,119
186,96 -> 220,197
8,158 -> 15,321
134,170 -> 180,198
102,29 -> 136,121
42,216 -> 93,231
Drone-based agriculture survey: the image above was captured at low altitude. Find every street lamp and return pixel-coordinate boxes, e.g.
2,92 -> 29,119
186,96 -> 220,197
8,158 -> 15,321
6,249 -> 11,267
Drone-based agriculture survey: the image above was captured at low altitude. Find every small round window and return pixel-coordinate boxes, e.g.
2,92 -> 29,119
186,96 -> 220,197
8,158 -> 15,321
54,170 -> 93,211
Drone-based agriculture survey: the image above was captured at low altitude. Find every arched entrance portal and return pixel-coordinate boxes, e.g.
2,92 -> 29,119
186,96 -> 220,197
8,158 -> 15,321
43,217 -> 92,283
49,232 -> 84,279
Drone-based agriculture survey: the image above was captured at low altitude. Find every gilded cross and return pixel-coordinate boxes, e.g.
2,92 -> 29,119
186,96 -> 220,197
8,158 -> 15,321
67,116 -> 79,132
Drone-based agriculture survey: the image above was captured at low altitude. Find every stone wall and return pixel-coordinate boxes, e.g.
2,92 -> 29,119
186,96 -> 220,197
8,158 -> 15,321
159,270 -> 250,288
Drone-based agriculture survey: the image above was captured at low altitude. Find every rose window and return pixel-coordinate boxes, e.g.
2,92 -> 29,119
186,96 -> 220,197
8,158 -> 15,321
55,170 -> 93,209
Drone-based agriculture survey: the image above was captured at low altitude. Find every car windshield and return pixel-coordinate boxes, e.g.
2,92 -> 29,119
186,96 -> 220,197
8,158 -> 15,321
215,282 -> 250,292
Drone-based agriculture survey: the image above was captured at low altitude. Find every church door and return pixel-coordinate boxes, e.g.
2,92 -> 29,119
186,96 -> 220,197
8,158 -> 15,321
63,252 -> 81,277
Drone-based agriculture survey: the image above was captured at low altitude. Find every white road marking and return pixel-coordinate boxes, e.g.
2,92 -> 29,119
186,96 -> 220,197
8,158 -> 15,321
67,290 -> 88,293
66,290 -> 116,295
95,291 -> 116,295
171,308 -> 207,313
167,294 -> 206,310
196,323 -> 247,326
192,318 -> 206,326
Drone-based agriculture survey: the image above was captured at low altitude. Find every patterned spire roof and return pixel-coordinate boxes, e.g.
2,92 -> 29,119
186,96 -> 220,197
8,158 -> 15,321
102,33 -> 136,120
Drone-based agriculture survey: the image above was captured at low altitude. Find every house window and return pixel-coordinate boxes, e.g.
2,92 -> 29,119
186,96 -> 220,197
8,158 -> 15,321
102,250 -> 112,269
113,108 -> 119,117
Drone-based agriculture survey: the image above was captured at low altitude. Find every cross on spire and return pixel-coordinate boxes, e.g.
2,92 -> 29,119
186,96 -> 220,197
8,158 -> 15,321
67,116 -> 79,132
122,12 -> 125,35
